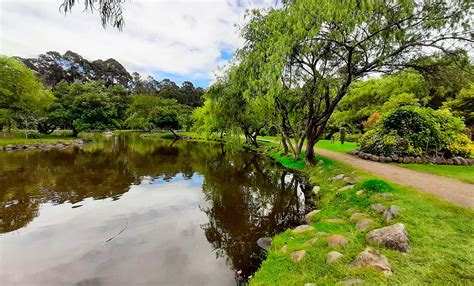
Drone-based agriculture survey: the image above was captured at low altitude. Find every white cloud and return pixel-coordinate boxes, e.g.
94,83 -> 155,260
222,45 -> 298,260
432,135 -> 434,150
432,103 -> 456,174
0,0 -> 277,86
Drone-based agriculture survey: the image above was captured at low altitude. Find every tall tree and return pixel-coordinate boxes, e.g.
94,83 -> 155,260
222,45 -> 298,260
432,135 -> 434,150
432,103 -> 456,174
239,0 -> 473,164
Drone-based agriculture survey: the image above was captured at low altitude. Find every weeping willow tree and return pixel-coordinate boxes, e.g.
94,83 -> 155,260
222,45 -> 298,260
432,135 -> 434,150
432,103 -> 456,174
60,0 -> 126,29
237,0 -> 473,164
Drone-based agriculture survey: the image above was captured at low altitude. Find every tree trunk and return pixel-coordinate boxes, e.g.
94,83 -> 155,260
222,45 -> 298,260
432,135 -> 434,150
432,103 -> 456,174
305,137 -> 316,165
72,128 -> 78,137
169,129 -> 181,139
281,136 -> 288,154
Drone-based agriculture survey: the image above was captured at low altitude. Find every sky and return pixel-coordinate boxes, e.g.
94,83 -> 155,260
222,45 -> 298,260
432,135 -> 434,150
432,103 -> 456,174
0,0 -> 277,87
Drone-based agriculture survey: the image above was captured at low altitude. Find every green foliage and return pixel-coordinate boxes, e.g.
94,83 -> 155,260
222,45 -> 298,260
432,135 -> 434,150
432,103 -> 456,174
0,57 -> 54,130
332,72 -> 429,131
443,83 -> 474,134
339,127 -> 346,145
124,94 -> 189,131
359,107 -> 472,157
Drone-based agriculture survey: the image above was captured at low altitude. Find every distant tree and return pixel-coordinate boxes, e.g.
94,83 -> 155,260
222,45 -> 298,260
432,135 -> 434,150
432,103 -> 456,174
409,50 -> 474,108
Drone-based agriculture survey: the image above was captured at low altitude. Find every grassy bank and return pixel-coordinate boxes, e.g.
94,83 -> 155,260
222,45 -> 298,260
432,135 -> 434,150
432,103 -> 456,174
0,133 -> 77,147
250,146 -> 474,285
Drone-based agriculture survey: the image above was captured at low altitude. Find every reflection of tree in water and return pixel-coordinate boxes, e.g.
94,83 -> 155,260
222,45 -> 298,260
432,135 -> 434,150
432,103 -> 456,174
199,152 -> 310,279
0,134 -> 228,233
0,133 -> 311,282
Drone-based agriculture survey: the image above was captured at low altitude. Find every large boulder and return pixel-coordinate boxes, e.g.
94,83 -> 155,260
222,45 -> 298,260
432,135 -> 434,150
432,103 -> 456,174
351,247 -> 392,275
366,223 -> 410,252
256,237 -> 272,251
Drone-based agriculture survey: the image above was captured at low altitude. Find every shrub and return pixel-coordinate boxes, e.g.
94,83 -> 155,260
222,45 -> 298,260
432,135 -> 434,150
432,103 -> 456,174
359,107 -> 472,158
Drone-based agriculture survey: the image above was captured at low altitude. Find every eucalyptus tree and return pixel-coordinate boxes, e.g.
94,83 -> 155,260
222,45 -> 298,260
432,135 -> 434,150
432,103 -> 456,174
240,0 -> 473,164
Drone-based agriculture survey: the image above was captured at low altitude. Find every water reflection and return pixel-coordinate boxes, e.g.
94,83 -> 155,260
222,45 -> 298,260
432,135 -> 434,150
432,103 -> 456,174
0,134 -> 311,285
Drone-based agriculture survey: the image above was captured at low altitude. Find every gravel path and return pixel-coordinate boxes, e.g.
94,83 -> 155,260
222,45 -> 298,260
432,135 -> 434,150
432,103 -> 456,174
316,148 -> 474,209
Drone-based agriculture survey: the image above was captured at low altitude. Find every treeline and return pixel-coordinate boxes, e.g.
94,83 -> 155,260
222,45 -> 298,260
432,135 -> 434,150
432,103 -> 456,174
0,52 -> 204,135
192,0 -> 473,163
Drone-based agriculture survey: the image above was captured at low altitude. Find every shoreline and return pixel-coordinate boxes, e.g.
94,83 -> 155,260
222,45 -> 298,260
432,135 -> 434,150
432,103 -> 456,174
0,139 -> 85,152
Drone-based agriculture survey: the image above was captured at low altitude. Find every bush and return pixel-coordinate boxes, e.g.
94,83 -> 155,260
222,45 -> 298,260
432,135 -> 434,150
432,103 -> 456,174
359,107 -> 473,158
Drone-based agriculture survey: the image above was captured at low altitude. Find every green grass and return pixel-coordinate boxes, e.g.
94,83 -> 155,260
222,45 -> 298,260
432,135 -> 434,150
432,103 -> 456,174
315,140 -> 358,153
396,163 -> 474,184
251,144 -> 474,285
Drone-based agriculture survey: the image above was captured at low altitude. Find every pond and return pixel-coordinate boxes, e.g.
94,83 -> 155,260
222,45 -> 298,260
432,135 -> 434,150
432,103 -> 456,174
0,133 -> 313,285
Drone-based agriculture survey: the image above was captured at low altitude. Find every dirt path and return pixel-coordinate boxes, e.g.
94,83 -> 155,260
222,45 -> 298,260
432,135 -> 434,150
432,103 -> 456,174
315,148 -> 474,209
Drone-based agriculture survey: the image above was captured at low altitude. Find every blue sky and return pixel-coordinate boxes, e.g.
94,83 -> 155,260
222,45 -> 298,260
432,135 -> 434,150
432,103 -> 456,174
0,0 -> 277,88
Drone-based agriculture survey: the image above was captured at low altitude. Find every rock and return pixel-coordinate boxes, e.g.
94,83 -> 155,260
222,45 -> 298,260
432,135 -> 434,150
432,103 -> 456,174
402,157 -> 410,164
390,155 -> 399,162
370,203 -> 386,213
356,219 -> 374,231
312,186 -> 321,195
385,156 -> 393,163
305,237 -> 318,245
336,278 -> 365,285
337,185 -> 355,192
446,158 -> 454,165
356,190 -> 364,196
366,223 -> 410,252
350,213 -> 369,221
327,234 -> 349,247
370,155 -> 380,162
293,225 -> 315,234
305,210 -> 321,221
324,218 -> 346,223
256,237 -> 272,251
290,250 -> 306,262
452,157 -> 462,165
343,176 -> 356,184
351,247 -> 392,275
332,174 -> 345,181
383,205 -> 400,222
280,245 -> 288,253
373,193 -> 393,199
326,251 -> 344,263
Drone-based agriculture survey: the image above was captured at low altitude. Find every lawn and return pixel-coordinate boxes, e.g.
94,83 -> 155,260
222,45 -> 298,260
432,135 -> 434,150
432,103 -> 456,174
315,140 -> 358,153
397,163 -> 474,184
251,146 -> 474,285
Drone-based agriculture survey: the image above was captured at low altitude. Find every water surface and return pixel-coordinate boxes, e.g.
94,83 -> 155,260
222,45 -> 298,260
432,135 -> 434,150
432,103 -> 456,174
0,134 -> 311,285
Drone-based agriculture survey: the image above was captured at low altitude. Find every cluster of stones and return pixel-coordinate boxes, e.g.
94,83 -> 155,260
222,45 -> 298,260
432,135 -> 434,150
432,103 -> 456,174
265,180 -> 411,285
1,139 -> 84,152
348,150 -> 474,165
